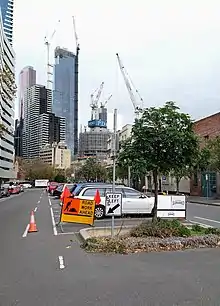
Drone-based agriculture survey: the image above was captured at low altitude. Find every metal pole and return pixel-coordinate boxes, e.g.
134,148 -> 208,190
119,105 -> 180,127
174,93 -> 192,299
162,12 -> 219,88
128,165 -> 131,187
111,108 -> 117,237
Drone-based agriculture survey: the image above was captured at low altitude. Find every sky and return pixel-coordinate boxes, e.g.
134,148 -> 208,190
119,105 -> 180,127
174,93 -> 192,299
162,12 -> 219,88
13,0 -> 220,130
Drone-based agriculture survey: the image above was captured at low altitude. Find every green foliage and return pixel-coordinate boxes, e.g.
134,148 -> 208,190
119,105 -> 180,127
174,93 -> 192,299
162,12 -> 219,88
204,227 -> 220,235
54,174 -> 66,183
191,224 -> 203,232
117,138 -> 147,179
22,159 -> 55,180
206,136 -> 220,171
75,158 -> 107,182
130,219 -> 191,238
119,101 -> 199,219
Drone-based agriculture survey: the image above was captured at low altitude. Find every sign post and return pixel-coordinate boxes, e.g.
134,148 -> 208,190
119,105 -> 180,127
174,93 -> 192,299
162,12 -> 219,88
111,109 -> 117,237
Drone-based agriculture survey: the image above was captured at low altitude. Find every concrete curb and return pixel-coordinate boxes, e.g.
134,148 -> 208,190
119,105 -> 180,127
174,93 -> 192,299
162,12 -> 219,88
79,222 -> 194,242
79,225 -> 134,242
189,200 -> 220,207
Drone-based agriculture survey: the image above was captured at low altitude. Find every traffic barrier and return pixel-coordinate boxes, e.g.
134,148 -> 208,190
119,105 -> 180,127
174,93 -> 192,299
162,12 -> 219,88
28,210 -> 38,233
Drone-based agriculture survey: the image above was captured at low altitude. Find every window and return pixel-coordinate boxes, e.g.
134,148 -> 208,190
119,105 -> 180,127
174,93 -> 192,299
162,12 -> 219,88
82,188 -> 105,197
124,188 -> 141,198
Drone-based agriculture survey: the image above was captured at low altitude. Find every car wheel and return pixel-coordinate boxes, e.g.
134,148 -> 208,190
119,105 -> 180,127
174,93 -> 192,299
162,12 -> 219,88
94,205 -> 105,220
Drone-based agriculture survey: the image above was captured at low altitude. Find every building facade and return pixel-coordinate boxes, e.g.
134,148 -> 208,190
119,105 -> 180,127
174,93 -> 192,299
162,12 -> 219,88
79,127 -> 112,161
0,0 -> 13,44
53,47 -> 78,156
190,112 -> 220,197
0,10 -> 15,180
39,142 -> 71,169
22,85 -> 52,158
14,66 -> 36,157
18,66 -> 36,120
38,112 -> 65,150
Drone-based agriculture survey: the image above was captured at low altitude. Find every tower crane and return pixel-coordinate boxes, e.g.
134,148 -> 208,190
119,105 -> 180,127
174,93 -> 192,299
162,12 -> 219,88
44,20 -> 60,90
72,16 -> 80,52
116,53 -> 143,119
90,82 -> 104,120
100,94 -> 112,108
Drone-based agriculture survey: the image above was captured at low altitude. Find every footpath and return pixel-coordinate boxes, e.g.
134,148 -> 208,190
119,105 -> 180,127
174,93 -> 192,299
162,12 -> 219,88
188,196 -> 220,207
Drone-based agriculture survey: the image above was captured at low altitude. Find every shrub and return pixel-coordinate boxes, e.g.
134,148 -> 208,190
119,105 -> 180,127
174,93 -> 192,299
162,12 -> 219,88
204,227 -> 220,235
191,224 -> 203,232
130,219 -> 191,238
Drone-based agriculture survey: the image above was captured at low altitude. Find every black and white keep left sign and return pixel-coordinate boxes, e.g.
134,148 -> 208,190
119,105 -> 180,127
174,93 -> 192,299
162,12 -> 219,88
105,193 -> 122,216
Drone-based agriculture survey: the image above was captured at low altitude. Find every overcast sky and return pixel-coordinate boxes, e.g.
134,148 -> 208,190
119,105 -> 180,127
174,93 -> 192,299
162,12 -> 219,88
13,0 -> 220,130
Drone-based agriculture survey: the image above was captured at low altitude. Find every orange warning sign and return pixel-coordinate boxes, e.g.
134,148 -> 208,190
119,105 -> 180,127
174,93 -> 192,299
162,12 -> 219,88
60,198 -> 95,225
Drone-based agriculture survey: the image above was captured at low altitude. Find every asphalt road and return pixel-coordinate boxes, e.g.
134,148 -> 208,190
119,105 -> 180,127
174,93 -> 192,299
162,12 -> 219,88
187,202 -> 220,228
1,190 -> 220,305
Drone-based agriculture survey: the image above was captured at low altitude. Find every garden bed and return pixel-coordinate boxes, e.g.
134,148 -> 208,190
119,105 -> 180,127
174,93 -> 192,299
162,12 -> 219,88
82,219 -> 220,254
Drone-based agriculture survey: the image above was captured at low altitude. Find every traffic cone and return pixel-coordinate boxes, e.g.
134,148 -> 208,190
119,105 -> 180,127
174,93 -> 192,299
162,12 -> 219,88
28,211 -> 38,233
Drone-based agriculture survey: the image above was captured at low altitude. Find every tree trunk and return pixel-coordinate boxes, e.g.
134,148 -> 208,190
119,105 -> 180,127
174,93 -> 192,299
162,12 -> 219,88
152,169 -> 158,222
176,177 -> 180,194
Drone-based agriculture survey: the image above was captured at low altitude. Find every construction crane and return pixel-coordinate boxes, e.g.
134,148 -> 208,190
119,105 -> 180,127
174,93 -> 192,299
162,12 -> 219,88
72,16 -> 80,52
90,82 -> 104,120
100,94 -> 112,108
116,53 -> 143,119
44,20 -> 60,90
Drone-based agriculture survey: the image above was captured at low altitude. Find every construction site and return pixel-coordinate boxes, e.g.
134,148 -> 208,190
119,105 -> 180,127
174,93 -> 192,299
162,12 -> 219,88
78,82 -> 113,160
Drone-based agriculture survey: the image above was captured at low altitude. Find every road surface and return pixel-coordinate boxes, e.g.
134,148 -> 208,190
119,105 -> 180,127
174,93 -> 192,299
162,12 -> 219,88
1,190 -> 220,305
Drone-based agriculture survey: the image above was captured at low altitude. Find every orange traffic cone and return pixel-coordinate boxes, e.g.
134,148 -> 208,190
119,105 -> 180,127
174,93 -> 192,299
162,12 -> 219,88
28,211 -> 38,233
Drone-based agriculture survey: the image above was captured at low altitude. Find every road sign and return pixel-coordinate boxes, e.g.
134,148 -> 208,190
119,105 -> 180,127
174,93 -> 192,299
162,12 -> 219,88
60,197 -> 95,225
105,193 -> 122,216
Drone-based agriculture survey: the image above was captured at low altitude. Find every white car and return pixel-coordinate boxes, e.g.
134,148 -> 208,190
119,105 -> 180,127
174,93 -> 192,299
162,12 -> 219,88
74,185 -> 154,219
22,183 -> 32,189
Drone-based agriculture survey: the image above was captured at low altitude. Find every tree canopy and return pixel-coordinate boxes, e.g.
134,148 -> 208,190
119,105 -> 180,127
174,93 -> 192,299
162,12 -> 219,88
118,101 -> 200,219
75,158 -> 108,182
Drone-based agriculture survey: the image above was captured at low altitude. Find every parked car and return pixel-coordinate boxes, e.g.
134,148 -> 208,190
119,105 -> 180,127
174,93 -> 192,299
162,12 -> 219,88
48,182 -> 60,195
21,182 -> 32,189
0,184 -> 10,197
53,184 -> 65,198
73,184 -> 154,219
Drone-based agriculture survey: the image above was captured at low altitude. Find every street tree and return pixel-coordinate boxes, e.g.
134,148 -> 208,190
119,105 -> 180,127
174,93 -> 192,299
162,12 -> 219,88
76,158 -> 107,182
206,136 -> 220,171
22,159 -> 55,180
126,101 -> 199,220
117,138 -> 147,183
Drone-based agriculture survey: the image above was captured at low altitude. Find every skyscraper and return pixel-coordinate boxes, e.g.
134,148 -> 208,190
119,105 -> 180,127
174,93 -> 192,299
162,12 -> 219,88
22,85 -> 65,159
19,66 -> 36,119
14,67 -> 36,157
0,0 -> 13,44
0,6 -> 15,179
53,47 -> 78,156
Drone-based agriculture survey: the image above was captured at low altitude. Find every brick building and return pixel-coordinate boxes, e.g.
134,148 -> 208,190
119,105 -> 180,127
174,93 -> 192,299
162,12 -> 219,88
190,112 -> 220,197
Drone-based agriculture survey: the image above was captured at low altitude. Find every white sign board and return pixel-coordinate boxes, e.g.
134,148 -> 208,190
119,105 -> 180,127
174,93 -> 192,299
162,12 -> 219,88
105,193 -> 122,216
35,179 -> 49,187
157,195 -> 186,218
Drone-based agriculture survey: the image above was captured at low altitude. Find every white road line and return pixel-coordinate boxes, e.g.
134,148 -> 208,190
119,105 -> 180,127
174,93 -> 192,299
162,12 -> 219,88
189,219 -> 213,228
194,216 -> 220,225
49,198 -> 57,235
37,200 -> 40,204
22,224 -> 30,238
58,256 -> 65,269
34,207 -> 38,212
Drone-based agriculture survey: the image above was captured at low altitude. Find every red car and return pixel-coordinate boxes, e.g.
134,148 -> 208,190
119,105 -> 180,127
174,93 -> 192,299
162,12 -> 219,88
48,182 -> 59,195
